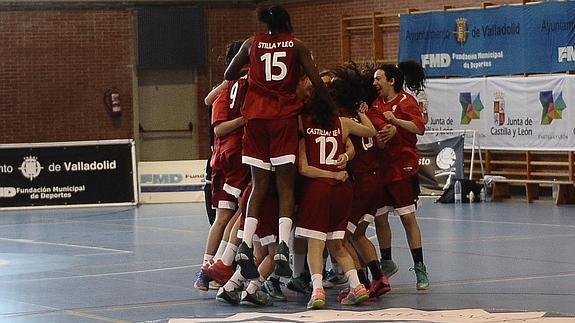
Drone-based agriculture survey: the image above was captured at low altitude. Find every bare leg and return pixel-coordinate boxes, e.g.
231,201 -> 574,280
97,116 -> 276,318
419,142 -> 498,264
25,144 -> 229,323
204,207 -> 235,259
307,238 -> 326,290
374,213 -> 391,251
353,221 -> 378,264
326,239 -> 356,276
400,213 -> 422,250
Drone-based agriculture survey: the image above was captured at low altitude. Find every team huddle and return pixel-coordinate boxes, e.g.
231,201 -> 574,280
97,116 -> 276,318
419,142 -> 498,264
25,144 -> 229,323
195,5 -> 429,310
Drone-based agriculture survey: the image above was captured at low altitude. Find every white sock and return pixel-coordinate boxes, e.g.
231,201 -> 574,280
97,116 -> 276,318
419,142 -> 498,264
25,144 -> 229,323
345,269 -> 361,288
221,243 -> 238,266
278,217 -> 293,244
214,241 -> 227,260
203,254 -> 214,264
223,269 -> 245,292
243,217 -> 259,248
311,273 -> 323,290
292,253 -> 306,278
246,276 -> 265,294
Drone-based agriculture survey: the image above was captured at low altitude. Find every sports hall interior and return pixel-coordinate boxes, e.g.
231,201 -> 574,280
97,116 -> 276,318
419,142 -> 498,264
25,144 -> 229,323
0,0 -> 574,322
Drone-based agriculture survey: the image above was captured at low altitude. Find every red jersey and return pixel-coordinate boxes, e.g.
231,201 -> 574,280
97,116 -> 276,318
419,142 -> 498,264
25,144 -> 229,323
243,33 -> 303,119
366,107 -> 388,131
340,111 -> 379,174
371,91 -> 426,183
211,77 -> 248,154
301,114 -> 346,185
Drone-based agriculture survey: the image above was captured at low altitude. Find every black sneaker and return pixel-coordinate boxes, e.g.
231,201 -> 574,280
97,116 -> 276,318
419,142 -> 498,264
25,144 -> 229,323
262,276 -> 287,301
322,269 -> 348,288
240,290 -> 274,306
273,241 -> 292,278
286,272 -> 312,295
235,242 -> 259,279
216,286 -> 241,305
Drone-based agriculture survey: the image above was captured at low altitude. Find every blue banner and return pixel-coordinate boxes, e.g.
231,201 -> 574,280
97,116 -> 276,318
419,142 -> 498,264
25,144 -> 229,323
399,1 -> 575,77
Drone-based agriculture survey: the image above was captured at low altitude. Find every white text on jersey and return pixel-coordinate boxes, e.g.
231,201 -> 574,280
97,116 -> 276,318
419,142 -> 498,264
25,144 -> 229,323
258,40 -> 294,49
306,128 -> 341,137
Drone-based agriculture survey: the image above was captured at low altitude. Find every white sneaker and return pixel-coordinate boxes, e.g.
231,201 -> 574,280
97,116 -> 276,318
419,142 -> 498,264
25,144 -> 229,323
209,280 -> 222,290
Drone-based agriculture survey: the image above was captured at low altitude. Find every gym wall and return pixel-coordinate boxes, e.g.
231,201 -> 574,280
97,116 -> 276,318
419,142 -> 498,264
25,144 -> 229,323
0,1 -> 524,159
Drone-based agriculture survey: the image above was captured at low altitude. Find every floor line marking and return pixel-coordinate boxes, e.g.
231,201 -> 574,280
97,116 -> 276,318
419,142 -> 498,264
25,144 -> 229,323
63,220 -> 201,234
0,237 -> 132,254
417,216 -> 575,228
364,233 -> 575,265
0,264 -> 201,283
63,310 -> 131,323
392,271 -> 575,291
74,252 -> 133,257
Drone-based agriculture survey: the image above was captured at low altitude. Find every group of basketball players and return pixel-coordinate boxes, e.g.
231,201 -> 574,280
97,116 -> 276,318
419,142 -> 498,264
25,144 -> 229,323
195,5 -> 429,310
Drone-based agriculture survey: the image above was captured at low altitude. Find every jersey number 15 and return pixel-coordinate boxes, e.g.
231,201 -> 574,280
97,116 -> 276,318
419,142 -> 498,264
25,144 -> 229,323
260,51 -> 287,81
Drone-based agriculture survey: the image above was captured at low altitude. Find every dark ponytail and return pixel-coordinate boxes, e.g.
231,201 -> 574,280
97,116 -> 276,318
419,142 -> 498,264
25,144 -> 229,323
398,60 -> 426,95
257,6 -> 293,34
378,60 -> 426,94
257,7 -> 273,25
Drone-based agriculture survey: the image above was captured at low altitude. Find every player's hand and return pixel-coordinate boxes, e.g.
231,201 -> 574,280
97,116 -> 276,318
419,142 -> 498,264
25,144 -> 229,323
377,124 -> 397,143
357,101 -> 368,114
334,170 -> 348,182
383,111 -> 397,124
335,153 -> 349,169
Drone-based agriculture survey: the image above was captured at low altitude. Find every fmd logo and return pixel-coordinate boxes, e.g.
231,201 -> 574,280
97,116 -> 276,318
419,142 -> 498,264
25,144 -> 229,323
558,46 -> 575,62
140,174 -> 183,184
0,187 -> 16,198
421,53 -> 451,68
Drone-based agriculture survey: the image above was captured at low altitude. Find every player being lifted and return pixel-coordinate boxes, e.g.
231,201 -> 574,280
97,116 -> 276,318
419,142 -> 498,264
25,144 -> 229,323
224,5 -> 335,280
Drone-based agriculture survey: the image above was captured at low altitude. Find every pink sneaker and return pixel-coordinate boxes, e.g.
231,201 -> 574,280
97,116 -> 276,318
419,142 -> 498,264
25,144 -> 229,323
339,284 -> 369,305
306,289 -> 326,310
336,287 -> 349,303
368,276 -> 391,298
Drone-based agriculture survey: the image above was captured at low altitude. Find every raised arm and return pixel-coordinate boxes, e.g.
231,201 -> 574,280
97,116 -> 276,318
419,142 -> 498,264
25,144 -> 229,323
294,38 -> 337,110
340,114 -> 376,140
204,80 -> 228,106
224,38 -> 252,81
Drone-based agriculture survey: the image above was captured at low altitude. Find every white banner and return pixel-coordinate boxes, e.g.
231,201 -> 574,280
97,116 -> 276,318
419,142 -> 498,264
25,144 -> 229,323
422,74 -> 575,150
138,160 -> 206,203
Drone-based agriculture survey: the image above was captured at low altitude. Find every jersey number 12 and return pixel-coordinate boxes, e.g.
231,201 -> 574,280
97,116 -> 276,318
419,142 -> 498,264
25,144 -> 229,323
315,136 -> 338,165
